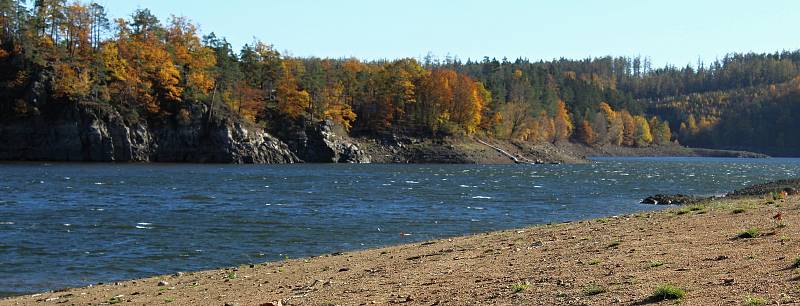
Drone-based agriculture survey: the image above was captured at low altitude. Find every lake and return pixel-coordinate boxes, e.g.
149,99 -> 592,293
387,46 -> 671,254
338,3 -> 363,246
1,157 -> 799,296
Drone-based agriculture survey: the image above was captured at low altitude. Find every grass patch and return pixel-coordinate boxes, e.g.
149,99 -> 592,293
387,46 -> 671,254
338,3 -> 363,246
793,256 -> 800,269
511,282 -> 530,293
164,298 -> 175,303
737,228 -> 760,239
649,260 -> 664,268
107,296 -> 123,304
732,208 -> 747,214
650,284 -> 685,301
676,209 -> 690,215
583,283 -> 607,296
227,271 -> 237,280
743,295 -> 768,305
588,258 -> 602,265
607,240 -> 621,248
688,205 -> 704,211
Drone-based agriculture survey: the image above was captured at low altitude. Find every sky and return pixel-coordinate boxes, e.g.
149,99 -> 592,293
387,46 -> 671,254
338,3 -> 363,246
95,0 -> 799,67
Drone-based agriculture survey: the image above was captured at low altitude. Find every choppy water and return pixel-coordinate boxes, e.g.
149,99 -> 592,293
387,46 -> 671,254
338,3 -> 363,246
1,157 -> 799,296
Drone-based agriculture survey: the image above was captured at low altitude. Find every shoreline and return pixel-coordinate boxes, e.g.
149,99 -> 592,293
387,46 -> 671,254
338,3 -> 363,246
3,190 -> 798,305
0,139 -> 771,165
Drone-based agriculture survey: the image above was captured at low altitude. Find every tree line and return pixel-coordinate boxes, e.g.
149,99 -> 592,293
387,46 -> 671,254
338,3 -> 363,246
15,1 -> 800,152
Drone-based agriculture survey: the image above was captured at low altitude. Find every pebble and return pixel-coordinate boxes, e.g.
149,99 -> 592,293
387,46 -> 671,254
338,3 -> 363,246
157,281 -> 169,286
722,278 -> 735,286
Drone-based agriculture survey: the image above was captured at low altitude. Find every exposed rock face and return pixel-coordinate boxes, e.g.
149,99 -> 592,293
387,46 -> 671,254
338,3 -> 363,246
288,120 -> 371,163
0,102 -> 299,163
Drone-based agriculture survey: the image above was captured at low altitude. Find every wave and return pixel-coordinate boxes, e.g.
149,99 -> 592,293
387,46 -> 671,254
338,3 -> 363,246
180,194 -> 216,202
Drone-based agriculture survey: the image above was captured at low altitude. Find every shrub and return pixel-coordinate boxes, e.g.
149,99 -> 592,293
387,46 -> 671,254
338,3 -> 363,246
584,283 -> 607,296
736,228 -> 760,239
649,260 -> 664,268
512,282 -> 530,293
743,295 -> 768,305
650,284 -> 685,301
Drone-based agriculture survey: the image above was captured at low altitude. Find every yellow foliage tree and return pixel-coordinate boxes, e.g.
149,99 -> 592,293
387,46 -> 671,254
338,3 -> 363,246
620,110 -> 636,146
578,120 -> 597,145
104,18 -> 181,113
633,115 -> 653,146
166,16 -> 216,99
321,82 -> 356,130
553,100 -> 573,141
53,62 -> 92,100
276,60 -> 310,120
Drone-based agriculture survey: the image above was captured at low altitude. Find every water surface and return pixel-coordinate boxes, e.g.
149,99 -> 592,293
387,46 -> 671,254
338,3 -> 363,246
1,157 -> 799,296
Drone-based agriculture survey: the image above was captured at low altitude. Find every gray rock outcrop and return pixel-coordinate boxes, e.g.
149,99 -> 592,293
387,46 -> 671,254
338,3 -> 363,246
287,119 -> 371,163
0,102 -> 299,163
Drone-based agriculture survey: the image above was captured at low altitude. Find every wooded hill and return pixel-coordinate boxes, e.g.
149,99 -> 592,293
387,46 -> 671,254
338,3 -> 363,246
1,1 -> 798,155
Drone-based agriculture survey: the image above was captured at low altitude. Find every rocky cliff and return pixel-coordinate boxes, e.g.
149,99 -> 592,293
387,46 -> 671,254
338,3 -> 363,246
283,120 -> 371,163
0,102 -> 299,163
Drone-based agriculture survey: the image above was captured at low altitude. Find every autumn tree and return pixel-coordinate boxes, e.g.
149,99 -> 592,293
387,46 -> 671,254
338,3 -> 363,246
275,59 -> 311,120
320,81 -> 356,130
598,102 -> 624,145
552,100 -> 573,142
650,117 -> 671,145
633,115 -> 653,146
577,120 -> 597,145
495,101 -> 532,139
450,73 -> 487,134
620,110 -> 636,146
165,16 -> 216,101
103,14 -> 181,113
417,68 -> 454,133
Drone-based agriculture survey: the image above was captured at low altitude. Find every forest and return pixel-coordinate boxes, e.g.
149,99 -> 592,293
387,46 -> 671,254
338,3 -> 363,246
2,1 -> 800,154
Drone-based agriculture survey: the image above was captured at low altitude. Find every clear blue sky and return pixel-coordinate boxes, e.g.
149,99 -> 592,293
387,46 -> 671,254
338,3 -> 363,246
96,0 -> 798,67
